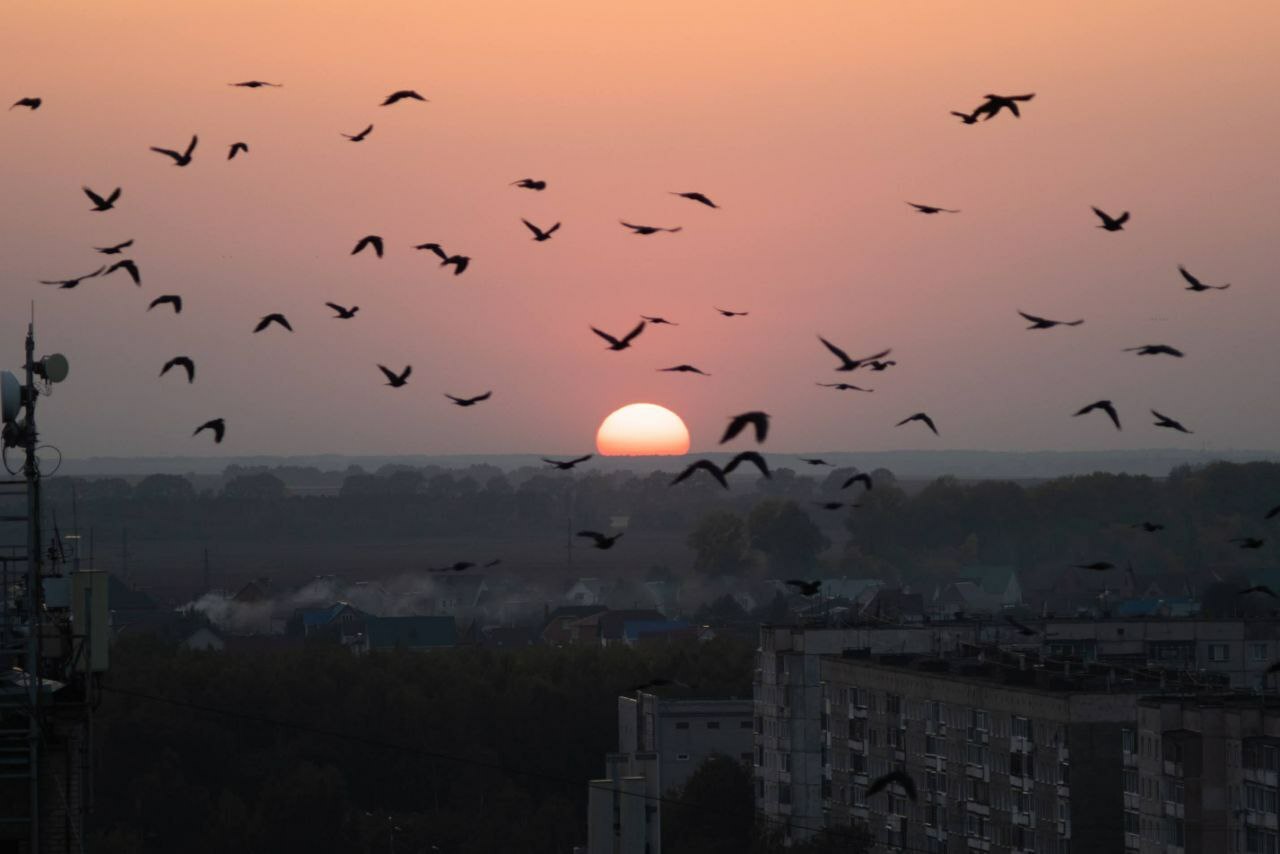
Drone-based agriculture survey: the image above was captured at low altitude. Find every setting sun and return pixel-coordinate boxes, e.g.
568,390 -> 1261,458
596,403 -> 691,456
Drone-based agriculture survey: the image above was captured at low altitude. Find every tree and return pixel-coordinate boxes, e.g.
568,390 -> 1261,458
134,474 -> 196,503
221,473 -> 286,501
747,500 -> 830,572
663,754 -> 755,854
687,511 -> 751,576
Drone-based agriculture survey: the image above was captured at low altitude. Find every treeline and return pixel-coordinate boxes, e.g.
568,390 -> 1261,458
91,635 -> 755,854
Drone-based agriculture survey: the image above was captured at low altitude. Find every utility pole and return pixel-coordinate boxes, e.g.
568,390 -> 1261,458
21,321 -> 43,854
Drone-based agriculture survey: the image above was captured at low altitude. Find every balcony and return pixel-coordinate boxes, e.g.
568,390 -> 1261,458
965,837 -> 992,852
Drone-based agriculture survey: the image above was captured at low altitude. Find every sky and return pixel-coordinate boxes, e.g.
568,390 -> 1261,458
3,1 -> 1279,458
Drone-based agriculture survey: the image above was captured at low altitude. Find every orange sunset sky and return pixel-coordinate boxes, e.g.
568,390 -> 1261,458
2,1 -> 1279,458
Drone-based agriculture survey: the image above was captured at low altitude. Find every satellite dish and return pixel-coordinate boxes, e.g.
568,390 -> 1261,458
0,372 -> 19,423
39,354 -> 69,384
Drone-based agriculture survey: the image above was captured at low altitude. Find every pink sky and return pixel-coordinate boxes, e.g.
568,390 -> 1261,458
3,1 -> 1278,457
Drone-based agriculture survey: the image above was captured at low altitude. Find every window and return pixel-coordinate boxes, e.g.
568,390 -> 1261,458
887,694 -> 902,715
1252,642 -> 1269,662
707,721 -> 720,730
971,709 -> 990,732
676,753 -> 691,761
1208,643 -> 1231,662
1122,728 -> 1136,754
675,721 -> 690,730
1123,768 -> 1138,794
1013,716 -> 1034,740
1164,817 -> 1184,847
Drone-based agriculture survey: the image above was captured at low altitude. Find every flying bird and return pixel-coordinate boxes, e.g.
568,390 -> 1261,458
670,459 -> 729,489
381,89 -> 427,106
720,411 -> 770,445
483,559 -> 502,568
723,451 -> 771,479
40,266 -> 105,289
351,235 -> 384,257
973,93 -> 1035,120
415,243 -> 470,274
1074,400 -> 1121,431
1232,538 -> 1266,550
511,178 -> 546,190
83,186 -> 121,212
230,80 -> 281,88
817,382 -> 873,392
445,392 -> 492,407
10,97 -> 42,110
1151,410 -> 1192,434
1178,265 -> 1230,292
543,455 -> 593,470
907,202 -> 960,214
640,316 -> 678,326
193,418 -> 226,443
1018,310 -> 1083,330
94,239 -> 133,254
577,531 -> 624,549
591,322 -> 645,351
1267,506 -> 1280,521
949,109 -> 979,124
671,192 -> 718,208
1239,585 -> 1278,599
1073,561 -> 1116,571
431,562 -> 475,573
254,313 -> 293,333
842,473 -> 872,491
818,337 -> 891,372
1124,344 -> 1183,357
378,365 -> 412,387
148,295 -> 182,313
342,124 -> 374,142
799,458 -> 832,467
658,365 -> 710,376
865,360 -> 896,372
895,412 -> 938,435
227,142 -> 249,160
714,307 -> 748,317
325,303 -> 359,319
620,221 -> 682,235
814,501 -> 849,511
1091,207 -> 1130,231
104,259 -> 140,285
1004,615 -> 1038,636
150,134 -> 198,166
160,356 -> 195,383
1131,522 -> 1164,533
785,580 -> 822,597
521,219 -> 560,241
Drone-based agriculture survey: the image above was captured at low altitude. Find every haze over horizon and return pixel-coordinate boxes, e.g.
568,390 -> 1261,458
5,1 -> 1278,458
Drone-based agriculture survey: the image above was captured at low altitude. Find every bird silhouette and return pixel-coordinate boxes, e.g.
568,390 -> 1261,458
148,295 -> 182,314
1132,522 -> 1165,533
150,135 -> 198,166
193,418 -> 226,443
521,219 -> 560,241
723,451 -> 771,479
1232,537 -> 1266,549
720,411 -> 770,444
1178,265 -> 1230,292
160,356 -> 195,383
230,80 -> 281,88
381,90 -> 427,105
446,392 -> 492,407
816,382 -> 873,392
483,559 -> 502,568
1091,207 -> 1130,231
671,192 -> 718,208
1074,400 -> 1121,430
842,473 -> 872,491
40,266 -> 105,289
814,501 -> 850,510
1018,310 -> 1083,330
973,93 -> 1035,120
342,124 -> 374,142
511,178 -> 546,190
352,235 -> 384,257
949,109 -> 979,124
94,239 -> 133,254
785,579 -> 822,597
818,337 -> 891,372
10,97 -> 42,110
325,303 -> 359,319
227,142 -> 249,160
659,365 -> 710,376
415,243 -> 470,274
378,365 -> 412,387
543,455 -> 593,470
907,202 -> 959,214
640,316 -> 678,326
1124,344 -> 1183,357
83,186 -> 121,212
1267,506 -> 1280,521
714,307 -> 748,317
865,360 -> 896,372
799,458 -> 832,466
670,459 -> 729,489
577,531 -> 624,549
1239,585 -> 1278,598
591,322 -> 645,351
104,259 -> 140,285
1152,410 -> 1192,434
1073,561 -> 1116,571
254,314 -> 293,333
430,561 -> 475,573
620,221 -> 682,235
1004,614 -> 1038,636
895,412 -> 938,435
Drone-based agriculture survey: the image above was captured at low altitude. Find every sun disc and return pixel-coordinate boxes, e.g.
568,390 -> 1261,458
596,403 -> 691,456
